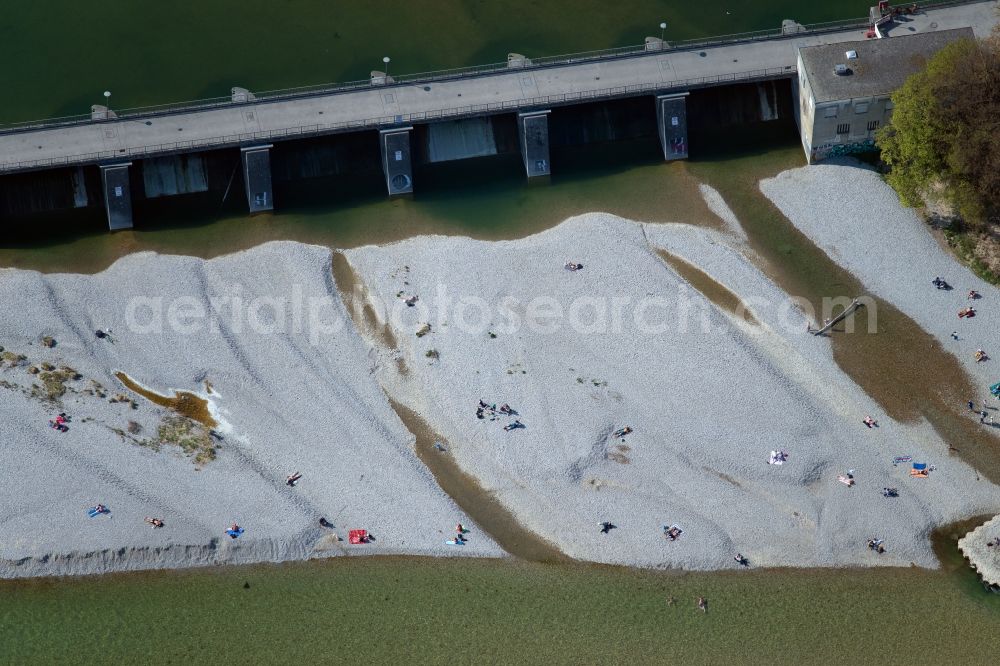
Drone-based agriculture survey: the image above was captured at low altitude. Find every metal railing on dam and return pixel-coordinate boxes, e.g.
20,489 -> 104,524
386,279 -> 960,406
0,66 -> 792,175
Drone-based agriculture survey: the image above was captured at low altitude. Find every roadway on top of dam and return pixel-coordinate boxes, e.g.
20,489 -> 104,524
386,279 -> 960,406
0,0 -> 995,175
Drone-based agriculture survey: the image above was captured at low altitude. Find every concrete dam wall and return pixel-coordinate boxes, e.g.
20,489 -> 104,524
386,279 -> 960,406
0,79 -> 796,232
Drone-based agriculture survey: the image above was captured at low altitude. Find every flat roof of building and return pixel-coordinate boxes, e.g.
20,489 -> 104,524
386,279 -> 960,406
799,27 -> 974,103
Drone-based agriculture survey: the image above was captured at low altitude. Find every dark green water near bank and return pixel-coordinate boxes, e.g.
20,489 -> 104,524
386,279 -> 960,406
3,524 -> 999,664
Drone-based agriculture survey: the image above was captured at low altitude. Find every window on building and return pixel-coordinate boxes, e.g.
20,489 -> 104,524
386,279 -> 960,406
855,102 -> 869,114
823,106 -> 837,118
867,120 -> 880,132
836,123 -> 851,134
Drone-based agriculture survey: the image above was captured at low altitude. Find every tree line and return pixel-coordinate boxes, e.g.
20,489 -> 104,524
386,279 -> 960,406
877,28 -> 1000,231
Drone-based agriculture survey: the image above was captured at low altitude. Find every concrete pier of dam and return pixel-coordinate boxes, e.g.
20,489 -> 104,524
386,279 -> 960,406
0,0 -> 995,230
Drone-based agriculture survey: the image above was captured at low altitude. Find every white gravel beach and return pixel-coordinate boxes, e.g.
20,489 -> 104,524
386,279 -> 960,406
3,198 -> 998,578
345,213 -> 1000,570
0,243 -> 503,579
760,161 -> 1000,404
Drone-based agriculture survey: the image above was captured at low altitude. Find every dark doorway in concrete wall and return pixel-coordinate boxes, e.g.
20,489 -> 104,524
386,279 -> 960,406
0,165 -> 106,238
548,96 -> 659,149
547,96 -> 661,174
130,149 -> 244,226
411,115 -> 523,193
411,114 -> 519,166
687,79 -> 795,133
269,131 -> 385,207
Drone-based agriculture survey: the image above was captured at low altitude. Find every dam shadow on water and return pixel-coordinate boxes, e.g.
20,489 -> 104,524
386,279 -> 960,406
0,80 -> 797,271
0,130 -> 685,272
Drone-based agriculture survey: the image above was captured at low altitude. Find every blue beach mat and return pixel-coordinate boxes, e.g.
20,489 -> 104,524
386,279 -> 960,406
225,527 -> 245,539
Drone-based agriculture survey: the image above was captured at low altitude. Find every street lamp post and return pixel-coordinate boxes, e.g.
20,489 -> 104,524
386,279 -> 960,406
660,22 -> 667,42
103,90 -> 111,119
382,56 -> 391,80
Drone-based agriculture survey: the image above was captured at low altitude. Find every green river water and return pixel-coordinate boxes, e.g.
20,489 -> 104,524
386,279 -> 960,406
3,0 -> 871,125
2,3 -> 999,663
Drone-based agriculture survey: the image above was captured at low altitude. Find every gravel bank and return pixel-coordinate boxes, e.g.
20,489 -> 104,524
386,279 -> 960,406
0,242 -> 503,579
760,161 -> 999,409
345,213 -> 1000,570
4,204 -> 997,578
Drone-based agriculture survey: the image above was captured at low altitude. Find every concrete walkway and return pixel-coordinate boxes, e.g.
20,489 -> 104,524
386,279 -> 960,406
0,0 -> 995,174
